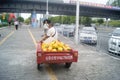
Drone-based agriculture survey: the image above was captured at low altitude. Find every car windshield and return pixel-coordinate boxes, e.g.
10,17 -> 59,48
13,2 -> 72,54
112,29 -> 120,36
82,30 -> 96,34
81,27 -> 96,34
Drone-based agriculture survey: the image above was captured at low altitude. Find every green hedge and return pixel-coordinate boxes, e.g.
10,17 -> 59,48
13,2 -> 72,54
0,23 -> 8,28
109,20 -> 120,27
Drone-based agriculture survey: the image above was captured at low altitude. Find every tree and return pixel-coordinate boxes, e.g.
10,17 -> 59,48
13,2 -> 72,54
97,19 -> 104,25
81,17 -> 92,26
70,16 -> 75,23
17,17 -> 24,22
92,19 -> 97,23
49,16 -> 93,25
48,15 -> 76,24
24,17 -> 31,24
63,16 -> 68,24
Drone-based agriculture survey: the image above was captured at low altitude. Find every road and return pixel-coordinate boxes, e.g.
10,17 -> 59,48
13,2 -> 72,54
0,25 -> 120,80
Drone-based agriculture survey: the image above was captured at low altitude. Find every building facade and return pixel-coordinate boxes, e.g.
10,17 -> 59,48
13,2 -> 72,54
107,0 -> 120,7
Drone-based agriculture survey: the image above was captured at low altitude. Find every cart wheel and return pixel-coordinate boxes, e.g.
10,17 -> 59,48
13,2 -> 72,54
65,62 -> 72,68
37,64 -> 41,70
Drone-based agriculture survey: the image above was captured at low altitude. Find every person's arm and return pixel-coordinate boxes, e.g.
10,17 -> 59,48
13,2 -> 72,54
40,27 -> 51,42
40,34 -> 49,42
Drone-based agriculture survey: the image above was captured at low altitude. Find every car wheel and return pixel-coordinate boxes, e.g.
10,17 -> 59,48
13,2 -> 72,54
65,62 -> 72,68
37,64 -> 41,70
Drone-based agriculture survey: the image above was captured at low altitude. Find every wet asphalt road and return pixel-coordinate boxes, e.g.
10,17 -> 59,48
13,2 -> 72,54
0,25 -> 120,80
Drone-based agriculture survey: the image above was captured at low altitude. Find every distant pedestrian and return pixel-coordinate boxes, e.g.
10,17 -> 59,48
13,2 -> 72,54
14,20 -> 19,30
8,21 -> 11,28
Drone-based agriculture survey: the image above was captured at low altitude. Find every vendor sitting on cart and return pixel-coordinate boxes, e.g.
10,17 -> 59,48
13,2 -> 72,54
40,20 -> 58,43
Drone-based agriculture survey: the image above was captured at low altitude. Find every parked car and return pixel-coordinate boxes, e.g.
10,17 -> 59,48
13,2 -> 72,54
54,25 -> 64,34
55,26 -> 63,34
108,28 -> 120,54
63,25 -> 75,37
79,27 -> 97,44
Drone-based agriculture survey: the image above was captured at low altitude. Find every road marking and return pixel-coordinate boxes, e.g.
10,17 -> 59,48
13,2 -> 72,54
46,65 -> 58,80
0,31 -> 14,45
28,29 -> 37,47
28,29 -> 58,80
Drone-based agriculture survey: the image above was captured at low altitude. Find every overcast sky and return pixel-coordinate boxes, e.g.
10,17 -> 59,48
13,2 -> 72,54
21,0 -> 109,19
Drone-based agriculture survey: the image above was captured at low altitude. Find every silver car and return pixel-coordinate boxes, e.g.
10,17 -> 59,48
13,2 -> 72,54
108,28 -> 120,54
63,25 -> 75,37
79,27 -> 97,44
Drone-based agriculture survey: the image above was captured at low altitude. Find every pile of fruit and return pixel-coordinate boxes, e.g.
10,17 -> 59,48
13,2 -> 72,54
41,40 -> 71,52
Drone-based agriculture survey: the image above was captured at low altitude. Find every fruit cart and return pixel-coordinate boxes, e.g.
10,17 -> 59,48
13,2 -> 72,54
36,42 -> 78,69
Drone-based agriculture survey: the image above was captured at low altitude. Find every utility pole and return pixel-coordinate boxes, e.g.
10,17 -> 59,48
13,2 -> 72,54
75,0 -> 79,44
46,0 -> 49,19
